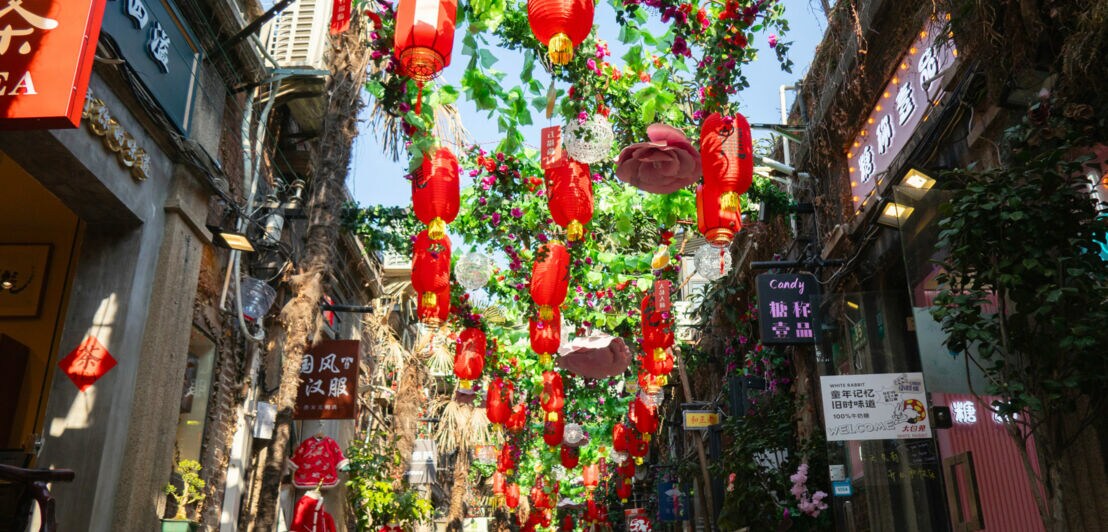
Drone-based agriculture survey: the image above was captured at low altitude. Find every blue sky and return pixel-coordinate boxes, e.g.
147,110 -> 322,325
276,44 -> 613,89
348,0 -> 829,207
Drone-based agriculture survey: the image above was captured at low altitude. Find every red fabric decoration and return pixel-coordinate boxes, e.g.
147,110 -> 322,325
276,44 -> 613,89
412,230 -> 451,300
59,336 -> 117,392
412,147 -> 460,239
329,0 -> 352,34
640,293 -> 674,353
290,435 -> 348,489
505,483 -> 520,509
560,445 -> 580,469
543,417 -> 565,446
617,480 -> 632,502
632,395 -> 659,437
526,0 -> 594,64
586,499 -> 602,523
616,459 -> 635,479
506,402 -> 528,433
562,515 -> 574,532
531,484 -> 553,510
497,444 -> 517,474
394,0 -> 458,111
540,370 -> 564,420
642,349 -> 674,377
582,464 -> 599,488
485,377 -> 513,424
454,328 -> 486,389
700,111 -> 754,200
546,160 -> 594,242
529,307 -> 562,355
291,491 -> 336,532
530,242 -> 570,320
416,287 -> 450,324
696,182 -> 742,245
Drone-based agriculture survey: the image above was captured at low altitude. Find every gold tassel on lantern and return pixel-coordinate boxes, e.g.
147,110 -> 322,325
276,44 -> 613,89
567,220 -> 584,241
548,33 -> 573,64
422,292 -> 437,307
427,217 -> 446,240
720,191 -> 740,212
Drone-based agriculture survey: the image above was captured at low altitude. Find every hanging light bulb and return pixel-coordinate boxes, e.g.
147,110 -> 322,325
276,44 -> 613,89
456,251 -> 494,291
563,115 -> 615,164
694,242 -> 732,281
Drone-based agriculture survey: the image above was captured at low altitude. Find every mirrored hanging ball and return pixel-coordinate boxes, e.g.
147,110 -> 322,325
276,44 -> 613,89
563,114 -> 615,164
456,251 -> 494,291
694,242 -> 733,281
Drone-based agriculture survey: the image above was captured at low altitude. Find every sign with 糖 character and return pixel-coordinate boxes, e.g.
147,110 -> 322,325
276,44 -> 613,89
756,273 -> 821,344
820,372 -> 932,441
294,340 -> 360,419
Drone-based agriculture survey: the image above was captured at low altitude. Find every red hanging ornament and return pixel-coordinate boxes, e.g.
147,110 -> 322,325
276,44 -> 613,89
616,459 -> 635,479
612,422 -> 631,453
642,349 -> 674,377
506,402 -> 528,433
454,328 -> 486,390
497,444 -> 517,475
530,242 -> 570,321
560,445 -> 580,469
640,293 -> 674,357
505,483 -> 520,509
562,515 -> 574,532
700,111 -> 754,208
493,472 -> 506,494
529,307 -> 562,358
628,430 -> 649,460
696,182 -> 742,246
617,480 -> 632,503
526,0 -> 594,65
412,230 -> 451,311
632,395 -> 659,439
582,464 -> 599,489
546,160 -> 594,242
540,370 -> 564,421
586,498 -> 602,522
543,417 -> 565,446
412,147 -> 460,240
417,286 -> 450,324
539,509 -> 552,529
485,377 -> 513,425
394,0 -> 458,113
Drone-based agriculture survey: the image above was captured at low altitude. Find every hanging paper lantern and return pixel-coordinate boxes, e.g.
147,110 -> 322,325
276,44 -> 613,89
529,307 -> 562,359
526,0 -> 594,65
612,422 -> 631,454
394,0 -> 458,111
582,464 -> 599,489
546,160 -> 594,241
540,370 -> 564,421
454,328 -> 486,390
616,458 -> 635,480
539,510 -> 552,528
696,183 -> 742,246
531,484 -> 552,510
628,430 -> 648,462
493,472 -> 506,494
485,377 -> 513,425
586,498 -> 602,522
631,394 -> 659,439
640,293 -> 674,357
412,147 -> 460,240
562,515 -> 574,532
530,242 -> 570,320
506,403 -> 528,433
544,417 -> 566,446
505,483 -> 520,508
560,445 -> 580,469
497,444 -> 517,475
563,115 -> 614,164
412,230 -> 452,306
417,287 -> 451,324
456,251 -> 494,290
617,480 -> 632,503
700,112 -> 754,208
693,239 -> 733,281
642,349 -> 674,377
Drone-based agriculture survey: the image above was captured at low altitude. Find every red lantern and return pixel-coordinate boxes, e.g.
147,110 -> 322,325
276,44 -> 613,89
617,480 -> 632,502
612,422 -> 631,453
586,498 -> 602,522
505,483 -> 520,508
546,160 -> 594,242
417,287 -> 450,324
616,459 -> 635,479
493,472 -> 506,494
562,515 -> 574,532
529,307 -> 562,357
412,147 -> 460,240
700,111 -> 754,206
540,370 -> 564,421
582,464 -> 599,489
486,377 -> 513,425
394,0 -> 458,111
530,242 -> 570,321
539,510 -> 552,529
454,328 -> 486,390
544,417 -> 565,446
527,0 -> 594,65
531,484 -> 553,510
696,183 -> 742,246
642,349 -> 674,377
631,395 -> 658,438
506,402 -> 528,433
628,430 -> 648,460
498,444 -> 517,475
561,445 -> 580,469
640,293 -> 674,356
412,230 -> 451,304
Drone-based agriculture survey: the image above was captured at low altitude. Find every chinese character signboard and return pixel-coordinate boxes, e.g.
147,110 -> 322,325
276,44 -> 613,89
656,482 -> 689,521
681,410 -> 719,430
625,508 -> 651,532
0,0 -> 106,129
294,339 -> 359,419
848,20 -> 957,214
100,0 -> 200,134
820,372 -> 932,441
756,273 -> 820,345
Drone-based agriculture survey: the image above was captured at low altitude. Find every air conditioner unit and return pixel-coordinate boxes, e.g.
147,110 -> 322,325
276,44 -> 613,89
264,0 -> 333,70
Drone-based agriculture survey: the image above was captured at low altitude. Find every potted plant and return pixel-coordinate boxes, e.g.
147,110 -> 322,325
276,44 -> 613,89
162,459 -> 205,532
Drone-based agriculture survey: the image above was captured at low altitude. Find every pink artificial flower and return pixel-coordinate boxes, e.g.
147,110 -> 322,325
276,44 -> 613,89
768,34 -> 778,48
615,123 -> 702,194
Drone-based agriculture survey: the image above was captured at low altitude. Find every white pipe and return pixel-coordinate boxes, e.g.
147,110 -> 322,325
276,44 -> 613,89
780,85 -> 793,168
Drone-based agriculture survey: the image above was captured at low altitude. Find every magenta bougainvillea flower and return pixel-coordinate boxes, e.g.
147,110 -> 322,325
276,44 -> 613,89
615,123 -> 701,194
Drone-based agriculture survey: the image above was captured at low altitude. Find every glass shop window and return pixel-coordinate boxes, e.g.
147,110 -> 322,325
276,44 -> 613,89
175,329 -> 215,462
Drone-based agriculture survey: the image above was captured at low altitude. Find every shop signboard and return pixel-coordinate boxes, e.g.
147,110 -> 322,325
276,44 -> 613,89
100,0 -> 200,134
624,508 -> 651,532
0,0 -> 106,128
847,20 -> 957,214
656,482 -> 689,521
756,273 -> 821,345
682,410 -> 719,430
820,372 -> 932,441
294,339 -> 359,419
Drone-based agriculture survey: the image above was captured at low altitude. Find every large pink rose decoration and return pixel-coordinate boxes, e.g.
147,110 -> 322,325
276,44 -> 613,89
615,123 -> 701,194
556,334 -> 631,379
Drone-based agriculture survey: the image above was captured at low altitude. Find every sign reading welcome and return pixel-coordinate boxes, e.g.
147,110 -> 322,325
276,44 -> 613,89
0,0 -> 107,128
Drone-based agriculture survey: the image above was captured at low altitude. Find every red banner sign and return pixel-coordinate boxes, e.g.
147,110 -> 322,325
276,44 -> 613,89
541,126 -> 566,170
330,0 -> 352,34
0,0 -> 106,129
294,340 -> 360,419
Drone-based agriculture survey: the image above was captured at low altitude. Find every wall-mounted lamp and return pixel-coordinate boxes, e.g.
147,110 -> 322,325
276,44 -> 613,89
898,168 -> 936,200
206,197 -> 258,252
877,200 -> 915,228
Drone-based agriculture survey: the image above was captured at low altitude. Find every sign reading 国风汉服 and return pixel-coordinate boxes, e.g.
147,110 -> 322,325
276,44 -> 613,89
820,372 -> 932,441
294,340 -> 360,419
756,273 -> 821,344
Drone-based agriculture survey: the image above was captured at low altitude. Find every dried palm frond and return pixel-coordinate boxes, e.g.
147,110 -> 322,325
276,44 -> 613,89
435,400 -> 468,453
465,404 -> 496,448
467,293 -> 509,325
427,333 -> 455,377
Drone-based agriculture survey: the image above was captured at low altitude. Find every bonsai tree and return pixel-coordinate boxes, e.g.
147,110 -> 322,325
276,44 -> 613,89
164,459 -> 206,521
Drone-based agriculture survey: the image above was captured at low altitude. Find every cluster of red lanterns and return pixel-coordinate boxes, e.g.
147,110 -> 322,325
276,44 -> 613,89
697,111 -> 753,246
